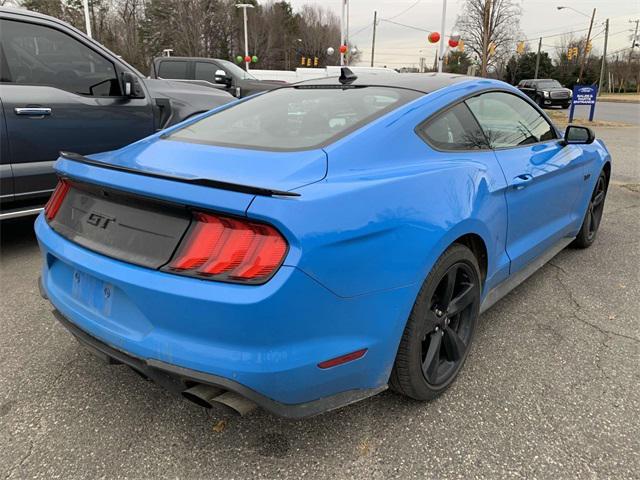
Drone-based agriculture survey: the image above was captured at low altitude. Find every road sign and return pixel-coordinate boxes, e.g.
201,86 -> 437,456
569,85 -> 598,122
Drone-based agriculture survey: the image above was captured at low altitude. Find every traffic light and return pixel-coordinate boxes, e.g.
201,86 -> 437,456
301,56 -> 306,66
488,42 -> 496,56
586,41 -> 592,54
457,39 -> 464,52
306,57 -> 311,67
516,41 -> 525,54
314,56 -> 319,67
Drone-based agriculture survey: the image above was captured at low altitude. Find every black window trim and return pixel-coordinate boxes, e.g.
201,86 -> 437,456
0,17 -> 124,98
415,87 -> 561,153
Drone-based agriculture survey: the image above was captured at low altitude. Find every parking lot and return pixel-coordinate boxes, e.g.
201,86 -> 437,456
1,126 -> 639,479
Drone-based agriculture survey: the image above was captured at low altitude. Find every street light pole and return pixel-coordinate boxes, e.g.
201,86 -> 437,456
340,0 -> 345,66
235,4 -> 254,71
371,11 -> 377,67
82,0 -> 92,38
437,0 -> 447,73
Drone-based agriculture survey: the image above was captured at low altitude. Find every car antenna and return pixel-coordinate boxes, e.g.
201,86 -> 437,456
339,67 -> 357,85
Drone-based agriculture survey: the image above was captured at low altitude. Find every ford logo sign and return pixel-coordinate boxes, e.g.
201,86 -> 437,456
578,87 -> 592,93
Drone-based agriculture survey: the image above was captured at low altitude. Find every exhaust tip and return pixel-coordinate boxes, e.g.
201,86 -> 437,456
182,384 -> 258,416
182,384 -> 225,408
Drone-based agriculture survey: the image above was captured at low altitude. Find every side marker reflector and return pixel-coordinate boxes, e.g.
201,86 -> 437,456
318,349 -> 367,369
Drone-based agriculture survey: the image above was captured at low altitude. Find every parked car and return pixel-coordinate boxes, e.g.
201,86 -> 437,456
150,56 -> 283,98
517,78 -> 572,109
251,65 -> 398,82
0,7 -> 234,220
36,70 -> 611,418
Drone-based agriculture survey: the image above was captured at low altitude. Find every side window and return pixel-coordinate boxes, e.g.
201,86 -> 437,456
0,19 -> 119,96
418,102 -> 488,151
158,60 -> 188,79
194,62 -> 218,82
465,91 -> 556,148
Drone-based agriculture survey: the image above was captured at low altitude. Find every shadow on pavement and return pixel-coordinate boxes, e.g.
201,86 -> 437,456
0,215 -> 39,257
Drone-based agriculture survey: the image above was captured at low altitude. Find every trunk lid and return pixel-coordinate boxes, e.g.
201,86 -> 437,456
50,137 -> 324,269
104,137 -> 328,193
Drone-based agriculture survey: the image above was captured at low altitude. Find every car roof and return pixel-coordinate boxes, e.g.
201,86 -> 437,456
295,72 -> 473,94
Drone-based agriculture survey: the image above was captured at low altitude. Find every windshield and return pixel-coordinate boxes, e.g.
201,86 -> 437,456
218,59 -> 257,80
537,80 -> 562,89
167,86 -> 421,151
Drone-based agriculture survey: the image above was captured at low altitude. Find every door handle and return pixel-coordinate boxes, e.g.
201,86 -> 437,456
14,107 -> 52,116
512,174 -> 533,190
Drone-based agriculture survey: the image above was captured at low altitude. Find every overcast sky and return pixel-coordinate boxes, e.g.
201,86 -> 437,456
288,0 -> 640,68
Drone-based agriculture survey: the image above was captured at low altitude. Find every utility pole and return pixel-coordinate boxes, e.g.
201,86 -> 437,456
534,37 -> 542,79
598,18 -> 609,96
371,11 -> 377,67
437,0 -> 448,73
481,0 -> 492,77
82,0 -> 92,38
577,8 -> 596,84
629,19 -> 639,62
235,4 -> 254,71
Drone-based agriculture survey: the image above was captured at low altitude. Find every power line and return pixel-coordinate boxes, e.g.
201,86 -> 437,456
378,18 -> 432,33
385,0 -> 422,21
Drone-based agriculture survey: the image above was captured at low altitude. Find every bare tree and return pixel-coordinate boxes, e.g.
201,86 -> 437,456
455,0 -> 522,77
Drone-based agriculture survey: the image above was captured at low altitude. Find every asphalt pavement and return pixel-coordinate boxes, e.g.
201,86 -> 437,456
1,127 -> 638,479
565,100 -> 640,125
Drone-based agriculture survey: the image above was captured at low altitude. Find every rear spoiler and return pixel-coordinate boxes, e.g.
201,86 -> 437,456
58,152 -> 301,198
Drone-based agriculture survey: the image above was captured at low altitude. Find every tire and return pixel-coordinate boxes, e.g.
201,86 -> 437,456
390,244 -> 482,401
536,96 -> 545,108
562,103 -> 570,110
572,169 -> 608,249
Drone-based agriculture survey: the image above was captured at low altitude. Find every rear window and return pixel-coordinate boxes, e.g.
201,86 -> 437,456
167,86 -> 421,151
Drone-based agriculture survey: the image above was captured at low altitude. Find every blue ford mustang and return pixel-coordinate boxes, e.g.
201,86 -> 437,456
36,71 -> 611,418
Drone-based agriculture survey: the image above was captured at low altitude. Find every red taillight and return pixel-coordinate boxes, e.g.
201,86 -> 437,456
44,179 -> 70,220
166,212 -> 288,284
318,349 -> 368,369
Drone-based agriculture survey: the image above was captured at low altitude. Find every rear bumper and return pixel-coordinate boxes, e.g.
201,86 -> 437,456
49,306 -> 385,418
35,214 -> 415,414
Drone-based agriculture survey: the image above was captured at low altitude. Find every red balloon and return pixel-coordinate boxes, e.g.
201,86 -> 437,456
339,44 -> 348,54
244,55 -> 251,63
448,38 -> 459,48
428,32 -> 440,43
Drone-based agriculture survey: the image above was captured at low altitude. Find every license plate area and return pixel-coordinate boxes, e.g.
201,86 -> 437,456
71,270 -> 113,316
49,181 -> 191,269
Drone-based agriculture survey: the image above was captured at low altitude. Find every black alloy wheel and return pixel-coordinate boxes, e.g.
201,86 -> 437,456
572,170 -> 608,248
421,262 -> 479,386
391,244 -> 481,400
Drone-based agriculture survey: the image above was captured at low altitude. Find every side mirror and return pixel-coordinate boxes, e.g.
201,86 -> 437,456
563,125 -> 595,145
121,71 -> 144,98
214,69 -> 231,85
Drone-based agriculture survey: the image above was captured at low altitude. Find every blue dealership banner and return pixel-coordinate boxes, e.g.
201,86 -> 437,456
569,85 -> 598,122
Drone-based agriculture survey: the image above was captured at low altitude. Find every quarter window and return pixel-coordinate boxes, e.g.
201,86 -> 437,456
465,92 -> 556,148
418,103 -> 488,150
0,19 -> 119,96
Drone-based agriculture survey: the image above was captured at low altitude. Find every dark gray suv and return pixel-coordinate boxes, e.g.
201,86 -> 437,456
0,8 -> 234,220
